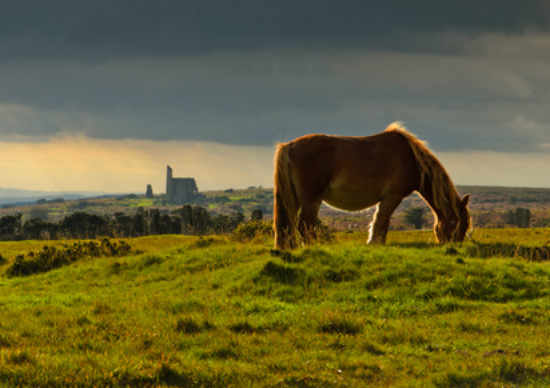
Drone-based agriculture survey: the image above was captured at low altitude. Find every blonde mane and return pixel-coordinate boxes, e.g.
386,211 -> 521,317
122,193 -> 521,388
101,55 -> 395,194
384,122 -> 460,219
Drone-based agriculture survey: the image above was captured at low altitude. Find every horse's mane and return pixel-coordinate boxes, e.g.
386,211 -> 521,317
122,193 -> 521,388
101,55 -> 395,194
384,122 -> 460,219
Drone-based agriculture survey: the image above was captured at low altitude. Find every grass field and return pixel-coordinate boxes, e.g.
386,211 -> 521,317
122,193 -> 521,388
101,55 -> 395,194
0,228 -> 549,387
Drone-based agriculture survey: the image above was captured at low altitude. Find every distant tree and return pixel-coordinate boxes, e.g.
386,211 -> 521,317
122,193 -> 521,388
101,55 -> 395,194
158,214 -> 181,234
516,208 -> 530,228
504,208 -> 531,228
404,207 -> 427,230
210,211 -> 245,234
503,210 -> 517,225
113,212 -> 133,237
231,212 -> 245,225
131,208 -> 147,236
251,209 -> 264,222
60,212 -> 107,239
210,214 -> 233,234
147,208 -> 160,235
179,205 -> 210,235
0,214 -> 22,239
22,218 -> 59,240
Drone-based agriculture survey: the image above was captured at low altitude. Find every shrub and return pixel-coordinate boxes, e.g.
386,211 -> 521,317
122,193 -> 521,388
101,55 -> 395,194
230,221 -> 273,243
6,238 -> 136,277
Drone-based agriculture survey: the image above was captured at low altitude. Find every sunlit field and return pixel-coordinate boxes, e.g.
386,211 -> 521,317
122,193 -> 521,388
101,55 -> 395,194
0,228 -> 549,387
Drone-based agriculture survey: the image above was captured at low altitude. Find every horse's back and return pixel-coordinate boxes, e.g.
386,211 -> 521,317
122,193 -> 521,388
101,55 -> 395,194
286,131 -> 419,211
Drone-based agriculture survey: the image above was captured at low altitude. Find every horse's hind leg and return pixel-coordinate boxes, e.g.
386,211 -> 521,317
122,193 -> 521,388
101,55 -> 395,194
368,196 -> 403,244
298,201 -> 322,245
274,194 -> 301,250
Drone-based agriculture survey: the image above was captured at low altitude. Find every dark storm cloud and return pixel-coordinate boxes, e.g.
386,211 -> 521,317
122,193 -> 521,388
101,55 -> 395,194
1,0 -> 548,61
1,45 -> 549,151
0,1 -> 549,153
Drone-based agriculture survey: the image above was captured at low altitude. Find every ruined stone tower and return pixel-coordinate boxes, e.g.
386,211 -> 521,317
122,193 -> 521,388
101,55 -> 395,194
166,166 -> 198,204
145,184 -> 153,198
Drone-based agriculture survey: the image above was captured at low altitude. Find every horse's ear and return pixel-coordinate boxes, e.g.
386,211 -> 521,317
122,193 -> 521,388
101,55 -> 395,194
460,194 -> 470,208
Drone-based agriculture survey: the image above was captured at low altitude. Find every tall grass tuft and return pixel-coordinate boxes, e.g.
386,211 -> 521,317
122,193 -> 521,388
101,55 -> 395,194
467,242 -> 550,261
175,317 -> 215,334
318,311 -> 363,335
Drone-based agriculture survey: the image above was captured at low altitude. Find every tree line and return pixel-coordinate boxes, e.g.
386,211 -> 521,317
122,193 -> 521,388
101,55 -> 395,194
0,205 -> 253,241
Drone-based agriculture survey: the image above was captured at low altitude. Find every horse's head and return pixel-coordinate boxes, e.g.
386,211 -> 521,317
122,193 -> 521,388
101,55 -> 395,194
435,194 -> 471,243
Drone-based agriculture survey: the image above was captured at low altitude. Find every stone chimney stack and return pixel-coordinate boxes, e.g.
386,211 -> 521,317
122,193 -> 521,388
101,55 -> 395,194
166,165 -> 173,202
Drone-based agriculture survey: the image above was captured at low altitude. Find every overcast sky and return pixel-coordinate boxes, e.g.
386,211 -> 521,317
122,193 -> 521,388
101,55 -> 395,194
1,1 -> 549,193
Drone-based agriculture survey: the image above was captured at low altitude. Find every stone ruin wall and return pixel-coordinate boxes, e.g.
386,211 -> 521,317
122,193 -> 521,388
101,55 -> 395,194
166,165 -> 198,204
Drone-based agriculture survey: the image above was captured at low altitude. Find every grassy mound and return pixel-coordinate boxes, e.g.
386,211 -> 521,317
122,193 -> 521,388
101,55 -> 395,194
0,229 -> 548,386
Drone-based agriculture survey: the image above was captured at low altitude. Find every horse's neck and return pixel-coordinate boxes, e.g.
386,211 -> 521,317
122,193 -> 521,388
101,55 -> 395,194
417,175 -> 456,220
418,182 -> 440,218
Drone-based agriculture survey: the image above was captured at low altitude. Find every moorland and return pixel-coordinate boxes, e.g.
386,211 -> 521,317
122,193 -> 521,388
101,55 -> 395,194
0,227 -> 549,387
0,185 -> 549,386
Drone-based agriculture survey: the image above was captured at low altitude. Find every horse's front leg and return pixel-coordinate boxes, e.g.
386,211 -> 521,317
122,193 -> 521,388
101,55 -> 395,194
298,201 -> 322,245
368,196 -> 403,244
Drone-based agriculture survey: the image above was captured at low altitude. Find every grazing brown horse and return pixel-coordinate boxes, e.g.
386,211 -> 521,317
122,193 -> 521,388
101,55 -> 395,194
273,122 -> 471,249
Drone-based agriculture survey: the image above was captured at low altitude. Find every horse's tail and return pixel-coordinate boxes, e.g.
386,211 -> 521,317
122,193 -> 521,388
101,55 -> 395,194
273,142 -> 298,249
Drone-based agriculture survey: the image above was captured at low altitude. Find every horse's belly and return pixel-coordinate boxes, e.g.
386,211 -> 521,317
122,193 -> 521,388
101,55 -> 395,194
323,185 -> 380,212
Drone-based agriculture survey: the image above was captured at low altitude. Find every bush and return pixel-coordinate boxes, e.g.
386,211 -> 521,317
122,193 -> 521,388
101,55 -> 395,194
6,238 -> 136,277
230,221 -> 273,243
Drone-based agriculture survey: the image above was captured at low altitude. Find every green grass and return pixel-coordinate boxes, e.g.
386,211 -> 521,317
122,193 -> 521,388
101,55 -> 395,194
0,229 -> 548,387
136,198 -> 155,207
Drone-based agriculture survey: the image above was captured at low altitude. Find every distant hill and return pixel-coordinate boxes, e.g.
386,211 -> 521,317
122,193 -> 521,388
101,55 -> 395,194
0,187 -> 115,206
1,185 -> 549,229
